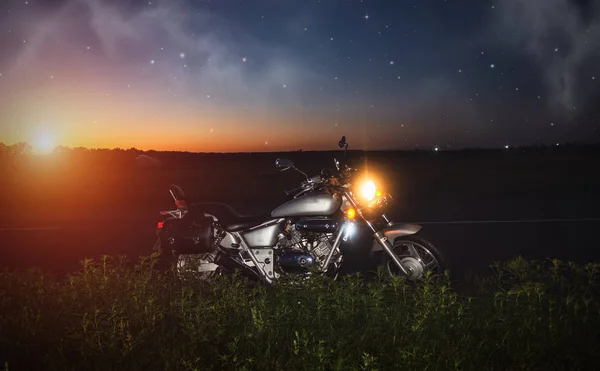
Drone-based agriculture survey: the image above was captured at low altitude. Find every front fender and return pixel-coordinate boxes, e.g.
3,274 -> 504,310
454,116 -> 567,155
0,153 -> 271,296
371,223 -> 422,252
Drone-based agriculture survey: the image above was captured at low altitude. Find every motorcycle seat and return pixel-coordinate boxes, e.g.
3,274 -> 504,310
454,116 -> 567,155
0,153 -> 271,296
188,202 -> 270,232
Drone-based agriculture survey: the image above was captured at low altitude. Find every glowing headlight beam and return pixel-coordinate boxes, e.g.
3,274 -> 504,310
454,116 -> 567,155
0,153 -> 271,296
359,180 -> 377,202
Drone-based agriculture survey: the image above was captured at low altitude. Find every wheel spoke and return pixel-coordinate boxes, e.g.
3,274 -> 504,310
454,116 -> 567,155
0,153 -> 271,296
406,243 -> 423,261
424,261 -> 437,270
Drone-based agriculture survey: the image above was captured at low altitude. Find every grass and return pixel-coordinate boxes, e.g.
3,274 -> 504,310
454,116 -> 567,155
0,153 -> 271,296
0,255 -> 599,371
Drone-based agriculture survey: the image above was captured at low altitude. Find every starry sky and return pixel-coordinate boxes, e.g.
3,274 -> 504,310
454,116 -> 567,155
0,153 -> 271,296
0,0 -> 599,152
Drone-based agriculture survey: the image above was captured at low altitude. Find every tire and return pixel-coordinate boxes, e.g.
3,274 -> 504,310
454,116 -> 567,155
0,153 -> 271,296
379,233 -> 447,281
151,238 -> 219,280
175,252 -> 220,281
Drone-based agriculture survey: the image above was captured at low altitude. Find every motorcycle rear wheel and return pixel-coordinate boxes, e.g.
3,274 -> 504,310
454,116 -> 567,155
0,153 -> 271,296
152,238 -> 219,280
380,234 -> 447,281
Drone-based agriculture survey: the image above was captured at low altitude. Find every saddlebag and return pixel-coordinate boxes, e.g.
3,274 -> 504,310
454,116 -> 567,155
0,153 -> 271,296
159,209 -> 215,254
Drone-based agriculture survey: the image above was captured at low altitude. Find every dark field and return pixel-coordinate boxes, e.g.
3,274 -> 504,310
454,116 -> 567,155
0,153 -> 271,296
1,146 -> 600,278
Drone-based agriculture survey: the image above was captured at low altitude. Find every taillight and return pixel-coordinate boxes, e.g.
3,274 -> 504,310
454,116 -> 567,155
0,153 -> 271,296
156,221 -> 164,236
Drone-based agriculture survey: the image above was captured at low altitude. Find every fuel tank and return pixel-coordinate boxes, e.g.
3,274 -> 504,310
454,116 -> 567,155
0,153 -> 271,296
271,193 -> 342,218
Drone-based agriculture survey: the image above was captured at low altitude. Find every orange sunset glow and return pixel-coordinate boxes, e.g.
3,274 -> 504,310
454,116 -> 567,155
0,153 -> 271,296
1,0 -> 598,153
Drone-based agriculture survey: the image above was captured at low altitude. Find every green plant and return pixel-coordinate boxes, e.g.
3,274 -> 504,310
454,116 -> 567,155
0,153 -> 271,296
1,255 -> 599,370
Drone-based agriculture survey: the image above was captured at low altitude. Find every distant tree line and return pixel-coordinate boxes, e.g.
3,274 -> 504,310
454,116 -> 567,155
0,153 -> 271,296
1,141 -> 600,168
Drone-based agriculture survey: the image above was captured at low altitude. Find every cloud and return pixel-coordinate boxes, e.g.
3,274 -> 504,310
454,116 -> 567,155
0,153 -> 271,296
1,0 -> 321,110
490,0 -> 600,116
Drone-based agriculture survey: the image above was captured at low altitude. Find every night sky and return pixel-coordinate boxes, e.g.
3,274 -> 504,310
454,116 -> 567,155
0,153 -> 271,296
1,0 -> 599,152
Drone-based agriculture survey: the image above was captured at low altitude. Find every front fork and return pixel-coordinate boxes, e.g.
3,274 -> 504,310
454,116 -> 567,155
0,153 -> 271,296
344,192 -> 412,277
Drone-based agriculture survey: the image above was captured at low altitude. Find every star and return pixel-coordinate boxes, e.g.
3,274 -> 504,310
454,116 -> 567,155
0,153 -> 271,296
179,52 -> 185,59
389,61 -> 394,65
242,57 -> 247,62
86,46 -> 91,50
364,14 -> 370,20
458,69 -> 462,73
150,60 -> 155,64
283,84 -> 287,88
490,64 -> 495,68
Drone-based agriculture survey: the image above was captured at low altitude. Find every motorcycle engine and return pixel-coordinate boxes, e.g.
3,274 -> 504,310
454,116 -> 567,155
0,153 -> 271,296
276,223 -> 336,273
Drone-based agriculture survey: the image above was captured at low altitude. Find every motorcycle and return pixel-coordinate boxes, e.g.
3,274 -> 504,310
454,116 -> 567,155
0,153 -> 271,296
152,136 -> 446,284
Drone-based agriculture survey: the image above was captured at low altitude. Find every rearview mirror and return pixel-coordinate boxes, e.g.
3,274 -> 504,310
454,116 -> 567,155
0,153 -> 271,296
275,158 -> 294,172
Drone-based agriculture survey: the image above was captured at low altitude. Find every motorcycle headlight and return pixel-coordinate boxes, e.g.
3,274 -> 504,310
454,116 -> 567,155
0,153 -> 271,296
358,180 -> 377,202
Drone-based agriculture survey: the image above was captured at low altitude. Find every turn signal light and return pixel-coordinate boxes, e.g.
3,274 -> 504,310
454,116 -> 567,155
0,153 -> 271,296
346,208 -> 356,219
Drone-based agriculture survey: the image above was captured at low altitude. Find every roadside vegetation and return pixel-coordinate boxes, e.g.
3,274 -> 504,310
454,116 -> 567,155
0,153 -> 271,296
1,254 -> 599,370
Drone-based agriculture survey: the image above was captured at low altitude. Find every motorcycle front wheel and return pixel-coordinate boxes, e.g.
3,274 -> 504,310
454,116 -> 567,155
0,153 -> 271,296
380,234 -> 447,281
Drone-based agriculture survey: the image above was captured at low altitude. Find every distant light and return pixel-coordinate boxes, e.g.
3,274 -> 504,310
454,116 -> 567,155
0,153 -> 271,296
434,147 -> 439,152
505,145 -> 509,149
242,57 -> 247,62
150,59 -> 155,64
283,84 -> 286,88
86,46 -> 90,50
389,61 -> 394,65
364,14 -> 370,20
556,143 -> 560,146
179,53 -> 186,59
490,64 -> 495,69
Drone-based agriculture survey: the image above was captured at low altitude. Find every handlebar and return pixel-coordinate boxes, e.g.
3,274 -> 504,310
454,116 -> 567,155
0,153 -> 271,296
283,162 -> 356,197
285,185 -> 306,196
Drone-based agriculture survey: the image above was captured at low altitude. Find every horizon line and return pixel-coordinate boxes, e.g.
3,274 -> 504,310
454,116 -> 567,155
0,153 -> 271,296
3,141 -> 600,155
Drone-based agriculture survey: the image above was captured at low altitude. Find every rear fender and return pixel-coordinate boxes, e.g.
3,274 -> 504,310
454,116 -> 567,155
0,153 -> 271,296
371,223 -> 422,252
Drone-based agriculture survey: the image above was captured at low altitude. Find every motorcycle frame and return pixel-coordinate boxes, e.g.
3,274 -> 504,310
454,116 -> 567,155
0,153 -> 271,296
220,190 -> 417,285
228,221 -> 349,285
